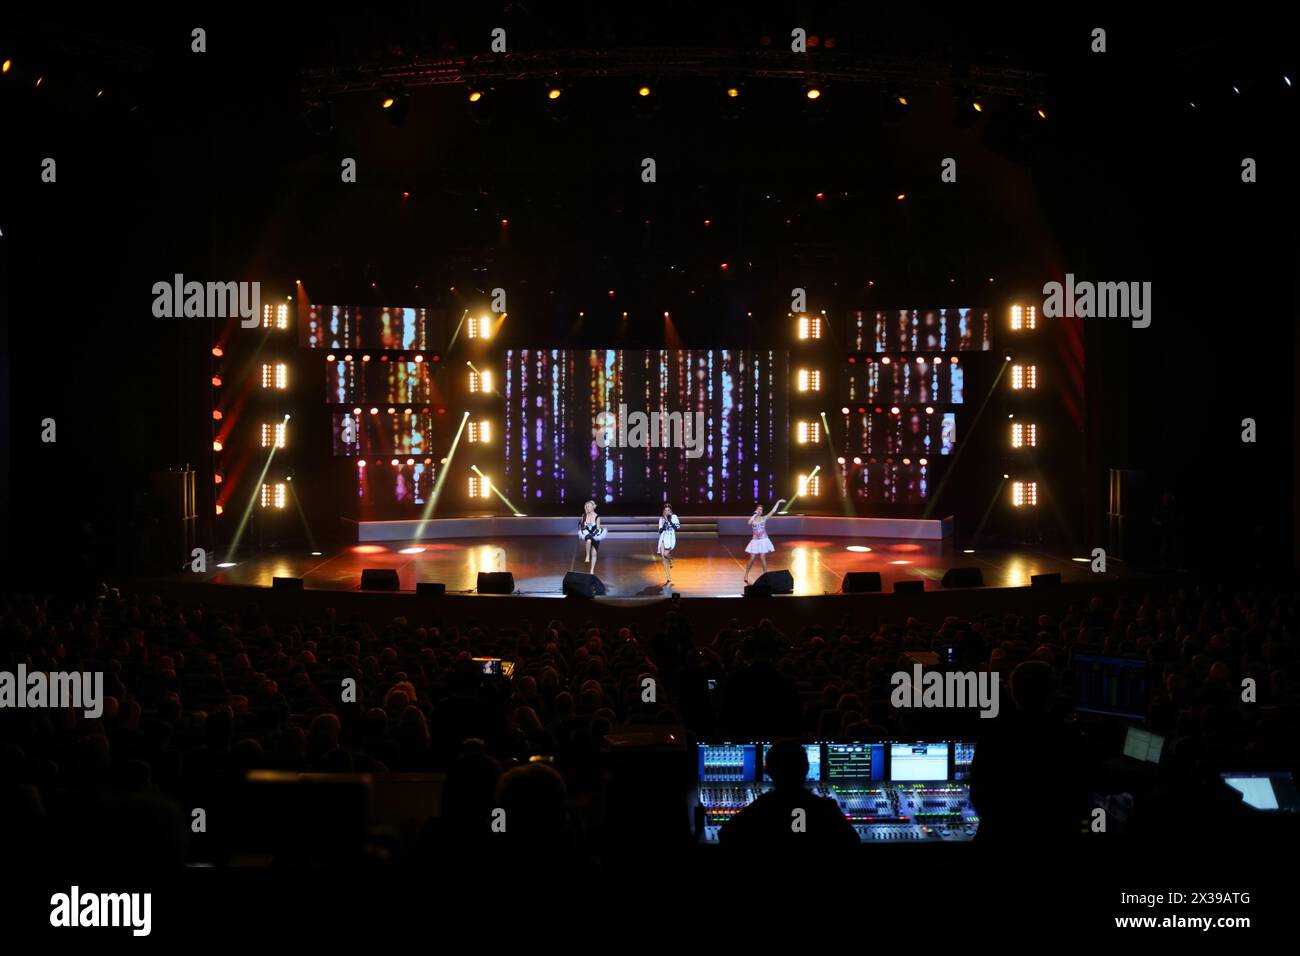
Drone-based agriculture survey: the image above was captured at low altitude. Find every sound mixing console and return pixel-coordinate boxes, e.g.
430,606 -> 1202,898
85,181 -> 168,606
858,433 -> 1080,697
693,741 -> 980,844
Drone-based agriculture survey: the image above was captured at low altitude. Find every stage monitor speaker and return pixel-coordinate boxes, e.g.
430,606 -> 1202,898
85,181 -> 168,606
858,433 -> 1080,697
893,580 -> 925,593
416,582 -> 446,596
360,568 -> 400,591
753,570 -> 794,595
272,576 -> 303,591
477,571 -> 515,595
1031,572 -> 1062,589
562,571 -> 607,597
744,583 -> 773,598
841,571 -> 882,593
941,567 -> 984,588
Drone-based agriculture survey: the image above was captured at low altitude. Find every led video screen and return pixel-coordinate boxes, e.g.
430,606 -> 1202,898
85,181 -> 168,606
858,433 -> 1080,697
504,349 -> 788,507
353,459 -> 439,507
331,410 -> 444,457
845,359 -> 965,405
850,309 -> 992,353
326,358 -> 438,404
839,458 -> 934,504
840,409 -> 957,457
303,304 -> 437,351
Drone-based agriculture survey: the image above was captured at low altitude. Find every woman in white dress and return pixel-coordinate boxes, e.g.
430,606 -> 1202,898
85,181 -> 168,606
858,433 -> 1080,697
577,500 -> 605,573
743,499 -> 785,584
656,503 -> 681,588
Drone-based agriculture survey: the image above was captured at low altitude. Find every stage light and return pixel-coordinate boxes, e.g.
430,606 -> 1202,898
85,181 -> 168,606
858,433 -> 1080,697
467,315 -> 492,339
261,421 -> 287,448
311,551 -> 323,556
468,90 -> 483,103
796,369 -> 822,392
1010,364 -> 1038,390
797,473 -> 821,496
919,458 -> 928,466
847,545 -> 872,553
260,363 -> 288,389
469,474 -> 492,498
414,354 -> 424,363
260,482 -> 287,510
361,354 -> 371,362
806,87 -> 821,100
469,369 -> 493,392
925,406 -> 934,415
1011,422 -> 1038,448
1036,106 -> 1047,119
467,419 -> 491,443
369,407 -> 378,415
972,100 -> 983,112
726,87 -> 740,98
547,85 -> 562,100
326,354 -> 336,363
840,406 -> 850,415
1010,304 -> 1037,330
638,85 -> 651,97
389,458 -> 399,466
211,346 -> 223,358
380,88 -> 408,124
1012,481 -> 1038,507
902,458 -> 911,465
890,406 -> 900,415
211,376 -> 222,387
896,193 -> 906,201
916,356 -> 925,364
261,303 -> 289,329
963,549 -> 975,554
212,439 -> 223,452
795,420 -> 821,444
852,456 -> 862,465
1,60 -> 9,74
357,460 -> 366,469
881,356 -> 891,365
387,407 -> 395,415
797,315 -> 823,340
837,456 -> 846,465
212,410 -> 223,421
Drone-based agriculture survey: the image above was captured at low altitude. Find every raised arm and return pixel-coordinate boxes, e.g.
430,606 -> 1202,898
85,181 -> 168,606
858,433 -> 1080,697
766,499 -> 786,520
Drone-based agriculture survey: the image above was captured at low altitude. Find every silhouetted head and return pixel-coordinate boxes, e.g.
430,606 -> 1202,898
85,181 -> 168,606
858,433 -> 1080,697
765,739 -> 811,789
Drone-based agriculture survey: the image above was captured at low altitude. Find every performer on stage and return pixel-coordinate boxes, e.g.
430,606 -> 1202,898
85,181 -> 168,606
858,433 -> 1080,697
744,499 -> 786,584
577,500 -> 605,573
656,503 -> 681,588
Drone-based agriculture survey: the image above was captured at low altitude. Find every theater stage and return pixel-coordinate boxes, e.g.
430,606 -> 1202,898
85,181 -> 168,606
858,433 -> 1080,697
198,534 -> 1135,598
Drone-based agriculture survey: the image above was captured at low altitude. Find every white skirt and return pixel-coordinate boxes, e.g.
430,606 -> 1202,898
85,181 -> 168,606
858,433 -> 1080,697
745,536 -> 775,555
658,528 -> 677,552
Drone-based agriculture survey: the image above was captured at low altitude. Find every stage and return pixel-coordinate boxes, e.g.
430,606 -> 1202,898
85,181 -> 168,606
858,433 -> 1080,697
200,533 -> 1137,598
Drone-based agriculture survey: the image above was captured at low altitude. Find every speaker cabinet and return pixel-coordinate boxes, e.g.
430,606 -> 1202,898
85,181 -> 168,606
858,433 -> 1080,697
753,569 -> 794,594
272,576 -> 303,591
360,568 -> 400,591
477,572 -> 515,595
562,571 -> 607,597
941,567 -> 984,588
841,571 -> 883,593
893,580 -> 925,593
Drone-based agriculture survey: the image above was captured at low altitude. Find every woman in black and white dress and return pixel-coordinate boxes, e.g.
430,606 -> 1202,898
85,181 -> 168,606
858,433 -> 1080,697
656,503 -> 681,588
577,500 -> 605,573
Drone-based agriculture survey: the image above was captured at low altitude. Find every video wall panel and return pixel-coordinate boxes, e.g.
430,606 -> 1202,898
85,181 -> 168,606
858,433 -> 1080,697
504,349 -> 788,507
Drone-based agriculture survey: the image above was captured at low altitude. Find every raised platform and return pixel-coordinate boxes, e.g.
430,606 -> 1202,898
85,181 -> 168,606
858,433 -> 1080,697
355,513 -> 955,543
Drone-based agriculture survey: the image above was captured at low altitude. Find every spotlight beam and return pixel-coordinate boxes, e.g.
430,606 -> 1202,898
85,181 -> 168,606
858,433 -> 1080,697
416,412 -> 470,537
781,464 -> 820,514
224,445 -> 281,562
471,464 -> 524,515
967,475 -> 1009,551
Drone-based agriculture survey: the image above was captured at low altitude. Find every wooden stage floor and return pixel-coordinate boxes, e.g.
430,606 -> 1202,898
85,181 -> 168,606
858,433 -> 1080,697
203,535 -> 1135,597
